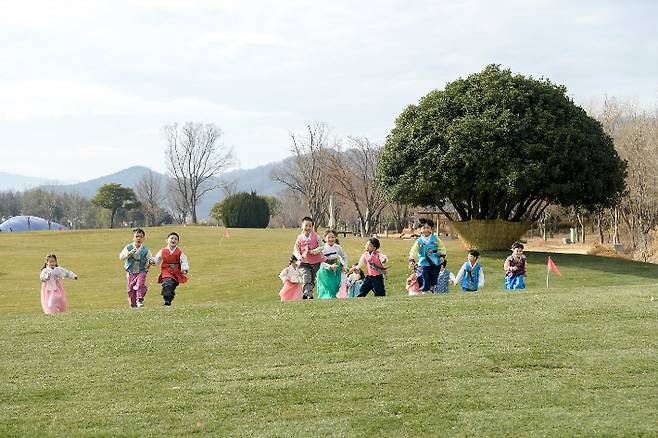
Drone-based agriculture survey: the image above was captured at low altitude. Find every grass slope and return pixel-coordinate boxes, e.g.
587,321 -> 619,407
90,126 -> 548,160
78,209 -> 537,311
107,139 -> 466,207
1,227 -> 657,436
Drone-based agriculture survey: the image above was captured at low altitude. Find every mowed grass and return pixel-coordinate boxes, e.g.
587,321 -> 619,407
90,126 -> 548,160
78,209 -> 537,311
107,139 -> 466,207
1,227 -> 657,436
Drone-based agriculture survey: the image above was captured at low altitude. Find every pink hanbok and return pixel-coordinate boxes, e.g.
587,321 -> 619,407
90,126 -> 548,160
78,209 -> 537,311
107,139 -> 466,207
406,272 -> 423,296
39,266 -> 77,314
279,266 -> 302,301
337,273 -> 349,299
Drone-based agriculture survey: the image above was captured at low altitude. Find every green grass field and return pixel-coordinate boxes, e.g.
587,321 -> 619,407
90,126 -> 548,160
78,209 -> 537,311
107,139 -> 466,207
1,227 -> 657,436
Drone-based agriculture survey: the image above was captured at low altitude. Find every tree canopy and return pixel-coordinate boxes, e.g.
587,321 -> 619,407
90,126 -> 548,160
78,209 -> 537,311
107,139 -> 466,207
377,64 -> 627,222
221,192 -> 270,228
91,183 -> 140,228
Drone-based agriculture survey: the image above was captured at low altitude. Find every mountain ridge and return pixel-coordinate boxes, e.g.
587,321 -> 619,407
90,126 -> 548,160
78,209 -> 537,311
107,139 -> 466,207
5,163 -> 286,220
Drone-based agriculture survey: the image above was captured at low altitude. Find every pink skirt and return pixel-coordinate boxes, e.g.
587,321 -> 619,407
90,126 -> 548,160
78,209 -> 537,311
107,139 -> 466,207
279,280 -> 302,301
336,277 -> 349,299
41,280 -> 68,314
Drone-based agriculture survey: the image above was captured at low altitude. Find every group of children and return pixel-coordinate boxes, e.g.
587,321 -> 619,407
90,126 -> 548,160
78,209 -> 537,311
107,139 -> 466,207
278,217 -> 528,301
38,217 -> 529,314
39,229 -> 190,314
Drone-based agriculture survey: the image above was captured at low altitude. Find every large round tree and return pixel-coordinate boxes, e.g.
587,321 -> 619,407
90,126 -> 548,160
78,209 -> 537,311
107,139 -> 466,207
378,64 -> 626,248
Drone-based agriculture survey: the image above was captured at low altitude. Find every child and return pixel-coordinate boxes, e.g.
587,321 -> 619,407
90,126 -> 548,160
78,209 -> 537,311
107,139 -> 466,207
433,259 -> 455,294
118,228 -> 153,308
406,264 -> 422,296
355,237 -> 388,297
454,249 -> 485,292
39,254 -> 77,314
292,216 -> 326,299
408,218 -> 447,293
150,232 -> 189,306
317,229 -> 348,299
347,266 -> 365,298
504,242 -> 527,290
279,255 -> 302,301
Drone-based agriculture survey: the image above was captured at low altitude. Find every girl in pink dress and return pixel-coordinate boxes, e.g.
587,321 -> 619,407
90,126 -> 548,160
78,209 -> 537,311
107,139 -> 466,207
279,255 -> 302,301
39,254 -> 78,314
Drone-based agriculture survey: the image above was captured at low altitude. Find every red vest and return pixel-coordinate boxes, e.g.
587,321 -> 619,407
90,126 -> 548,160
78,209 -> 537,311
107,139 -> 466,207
296,232 -> 326,264
158,246 -> 188,284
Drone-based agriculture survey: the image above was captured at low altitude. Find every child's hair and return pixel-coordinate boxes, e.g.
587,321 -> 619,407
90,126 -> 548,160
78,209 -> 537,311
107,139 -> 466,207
301,216 -> 314,224
288,254 -> 298,265
42,253 -> 58,270
167,232 -> 180,240
323,229 -> 339,244
468,249 -> 480,259
133,228 -> 145,237
511,242 -> 524,250
358,268 -> 365,280
418,218 -> 434,228
440,258 -> 447,269
368,237 -> 381,249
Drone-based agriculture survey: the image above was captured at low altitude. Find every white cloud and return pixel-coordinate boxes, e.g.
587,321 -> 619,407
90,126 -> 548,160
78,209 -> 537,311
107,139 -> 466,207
0,80 -> 283,121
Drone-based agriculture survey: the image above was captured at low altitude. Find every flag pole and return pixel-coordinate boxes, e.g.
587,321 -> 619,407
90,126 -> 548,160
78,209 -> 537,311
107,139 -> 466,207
546,256 -> 550,288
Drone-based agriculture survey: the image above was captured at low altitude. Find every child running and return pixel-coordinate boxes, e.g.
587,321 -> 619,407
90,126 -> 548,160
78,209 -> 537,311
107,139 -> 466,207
150,232 -> 189,306
39,254 -> 77,314
355,237 -> 388,297
454,249 -> 485,292
292,216 -> 325,299
279,255 -> 302,301
408,219 -> 447,293
317,229 -> 348,299
118,228 -> 153,308
504,242 -> 527,290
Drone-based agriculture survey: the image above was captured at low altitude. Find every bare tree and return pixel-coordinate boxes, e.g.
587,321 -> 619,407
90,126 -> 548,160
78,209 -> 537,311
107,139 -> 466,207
326,136 -> 387,235
164,122 -> 234,223
271,122 -> 333,227
595,98 -> 658,259
135,170 -> 165,226
167,179 -> 189,224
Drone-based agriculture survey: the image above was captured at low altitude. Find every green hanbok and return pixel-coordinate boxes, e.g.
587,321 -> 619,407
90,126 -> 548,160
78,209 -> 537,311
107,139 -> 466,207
317,257 -> 343,299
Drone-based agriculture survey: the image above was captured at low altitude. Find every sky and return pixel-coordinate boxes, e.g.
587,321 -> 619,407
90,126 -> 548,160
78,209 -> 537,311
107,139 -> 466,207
1,0 -> 656,181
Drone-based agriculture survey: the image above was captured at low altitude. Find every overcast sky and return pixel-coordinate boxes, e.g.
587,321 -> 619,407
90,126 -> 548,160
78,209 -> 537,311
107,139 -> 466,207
1,0 -> 656,181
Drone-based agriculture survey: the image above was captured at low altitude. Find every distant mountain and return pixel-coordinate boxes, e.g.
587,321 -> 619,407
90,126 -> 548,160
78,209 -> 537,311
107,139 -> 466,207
42,166 -> 166,198
0,171 -> 76,191
37,162 -> 286,219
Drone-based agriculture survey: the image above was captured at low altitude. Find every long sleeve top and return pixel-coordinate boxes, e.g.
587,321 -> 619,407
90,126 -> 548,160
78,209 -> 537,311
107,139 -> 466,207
119,244 -> 153,273
354,251 -> 388,274
292,232 -> 325,261
279,266 -> 301,283
408,234 -> 447,262
40,266 -> 77,290
150,246 -> 190,272
320,243 -> 348,270
454,263 -> 485,288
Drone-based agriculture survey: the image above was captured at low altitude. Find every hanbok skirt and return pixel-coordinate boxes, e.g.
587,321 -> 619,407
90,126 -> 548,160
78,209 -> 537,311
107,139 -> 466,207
317,265 -> 342,299
41,282 -> 68,314
336,273 -> 349,299
279,280 -> 302,301
505,275 -> 526,290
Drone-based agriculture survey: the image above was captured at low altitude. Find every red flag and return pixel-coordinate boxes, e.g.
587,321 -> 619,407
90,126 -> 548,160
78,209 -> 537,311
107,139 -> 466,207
224,230 -> 231,238
547,256 -> 562,277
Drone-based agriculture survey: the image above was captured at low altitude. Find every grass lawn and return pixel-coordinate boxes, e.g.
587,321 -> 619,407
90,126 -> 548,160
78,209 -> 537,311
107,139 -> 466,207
1,227 -> 657,436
